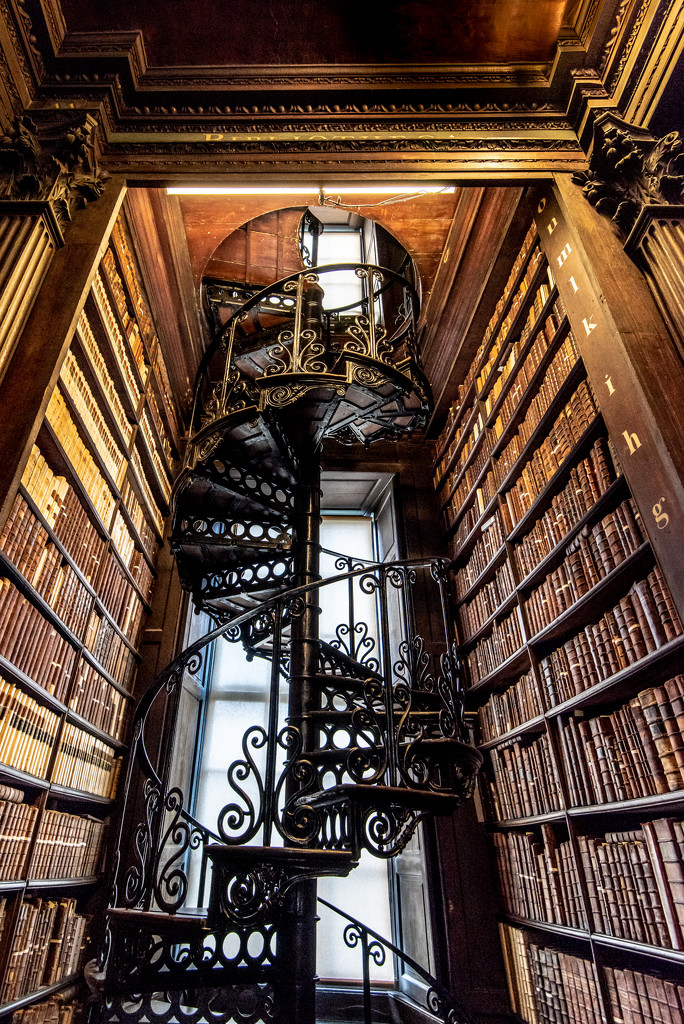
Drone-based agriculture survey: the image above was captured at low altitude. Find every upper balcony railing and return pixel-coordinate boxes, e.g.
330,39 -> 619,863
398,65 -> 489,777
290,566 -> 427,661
192,263 -> 422,437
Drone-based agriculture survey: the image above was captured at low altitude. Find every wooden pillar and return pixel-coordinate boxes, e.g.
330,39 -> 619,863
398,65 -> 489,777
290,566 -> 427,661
536,176 -> 684,613
625,203 -> 684,365
0,175 -> 127,529
0,211 -> 57,381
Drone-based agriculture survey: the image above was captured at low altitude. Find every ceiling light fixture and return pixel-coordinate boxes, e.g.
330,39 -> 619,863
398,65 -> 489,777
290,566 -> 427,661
166,185 -> 455,196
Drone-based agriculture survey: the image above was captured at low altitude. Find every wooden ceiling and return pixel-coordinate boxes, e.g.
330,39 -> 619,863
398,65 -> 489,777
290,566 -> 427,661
57,0 -> 571,66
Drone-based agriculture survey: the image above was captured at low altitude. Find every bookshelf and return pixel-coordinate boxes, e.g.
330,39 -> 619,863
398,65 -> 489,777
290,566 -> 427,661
0,205 -> 178,1021
434,211 -> 684,1024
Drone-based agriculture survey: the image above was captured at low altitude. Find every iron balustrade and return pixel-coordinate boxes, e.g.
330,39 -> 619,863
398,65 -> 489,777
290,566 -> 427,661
108,556 -> 479,920
190,263 -> 422,450
318,897 -> 477,1024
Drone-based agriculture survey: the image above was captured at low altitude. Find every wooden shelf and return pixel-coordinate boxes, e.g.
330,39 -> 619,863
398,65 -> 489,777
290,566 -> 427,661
38,421 -> 111,540
454,540 -> 509,607
0,972 -> 82,1020
495,356 -> 586,496
515,474 -> 628,594
485,305 -> 566,445
506,416 -> 605,545
466,643 -> 531,697
500,913 -> 590,942
478,713 -> 547,750
525,542 -> 654,651
48,783 -> 114,806
566,788 -> 684,821
25,875 -> 100,891
459,588 -> 518,650
544,634 -> 684,717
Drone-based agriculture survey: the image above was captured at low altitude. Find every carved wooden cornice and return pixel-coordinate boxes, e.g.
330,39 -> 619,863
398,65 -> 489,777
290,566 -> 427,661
572,110 -> 684,236
0,109 -> 107,240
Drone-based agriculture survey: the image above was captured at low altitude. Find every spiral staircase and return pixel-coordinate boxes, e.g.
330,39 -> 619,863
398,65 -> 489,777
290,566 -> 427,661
95,262 -> 482,1024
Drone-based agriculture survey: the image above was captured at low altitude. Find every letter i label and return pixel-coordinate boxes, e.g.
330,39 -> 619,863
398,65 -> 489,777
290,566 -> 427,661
605,375 -> 615,396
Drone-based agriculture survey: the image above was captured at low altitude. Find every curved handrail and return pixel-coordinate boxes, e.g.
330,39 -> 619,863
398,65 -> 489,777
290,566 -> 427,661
195,262 -> 419,387
113,554 -> 475,913
318,897 -> 477,1024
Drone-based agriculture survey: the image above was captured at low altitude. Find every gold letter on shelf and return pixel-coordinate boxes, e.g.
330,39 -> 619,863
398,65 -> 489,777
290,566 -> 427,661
623,430 -> 642,455
652,499 -> 670,529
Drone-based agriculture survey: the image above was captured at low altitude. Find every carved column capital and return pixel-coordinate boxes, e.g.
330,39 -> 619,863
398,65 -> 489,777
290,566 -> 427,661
571,110 -> 684,235
0,110 -> 107,243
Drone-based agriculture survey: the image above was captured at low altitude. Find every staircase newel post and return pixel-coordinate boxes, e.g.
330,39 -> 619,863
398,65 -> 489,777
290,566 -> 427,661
279,451 -> 321,1024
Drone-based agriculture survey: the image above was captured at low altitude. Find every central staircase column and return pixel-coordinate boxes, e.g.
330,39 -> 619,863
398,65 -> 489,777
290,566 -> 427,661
279,453 -> 321,1023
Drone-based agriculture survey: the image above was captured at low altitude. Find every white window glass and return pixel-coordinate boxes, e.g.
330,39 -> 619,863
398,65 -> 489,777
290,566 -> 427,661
316,514 -> 393,983
316,230 -> 363,312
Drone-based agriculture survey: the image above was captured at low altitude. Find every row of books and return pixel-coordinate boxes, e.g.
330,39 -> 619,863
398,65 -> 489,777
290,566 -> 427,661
605,963 -> 684,1024
500,924 -> 602,1024
59,352 -> 126,489
51,722 -> 120,798
21,448 -> 107,585
495,329 -> 581,483
465,606 -> 523,687
12,985 -> 83,1024
91,271 -> 143,409
75,310 -> 134,449
0,500 -> 92,639
458,558 -> 516,643
523,498 -> 646,637
30,808 -> 107,880
538,568 -> 683,707
434,224 -> 538,461
514,437 -> 620,581
446,339 -> 585,540
558,676 -> 684,805
489,300 -> 567,435
101,248 -> 147,376
492,826 -> 586,929
109,224 -> 157,358
68,660 -> 128,741
139,409 -> 172,501
120,478 -> 157,563
129,447 -> 165,536
452,508 -> 508,601
502,380 -> 600,528
478,671 -> 542,743
438,407 -> 485,496
481,288 -> 559,425
45,390 -> 116,529
97,549 -> 144,643
75,314 -> 158,568
1,898 -> 87,1004
84,609 -> 137,690
485,731 -> 562,820
0,796 -> 38,881
442,424 -> 496,519
0,674 -> 60,778
0,578 -> 77,700
577,820 -> 684,949
476,242 -> 544,392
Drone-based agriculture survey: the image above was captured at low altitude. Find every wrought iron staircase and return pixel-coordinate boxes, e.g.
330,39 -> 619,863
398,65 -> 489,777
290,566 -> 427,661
94,263 -> 482,1024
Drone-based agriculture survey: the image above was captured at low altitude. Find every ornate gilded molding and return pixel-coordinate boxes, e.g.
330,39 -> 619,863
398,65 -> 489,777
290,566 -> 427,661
0,110 -> 106,237
572,111 -> 684,235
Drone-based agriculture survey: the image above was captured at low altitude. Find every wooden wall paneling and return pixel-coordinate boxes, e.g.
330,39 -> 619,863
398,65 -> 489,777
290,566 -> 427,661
534,177 -> 684,614
123,188 -> 207,424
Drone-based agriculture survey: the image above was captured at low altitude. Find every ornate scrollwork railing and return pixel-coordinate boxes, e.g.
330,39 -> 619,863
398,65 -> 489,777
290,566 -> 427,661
110,556 -> 480,920
318,898 -> 477,1024
191,263 -> 421,444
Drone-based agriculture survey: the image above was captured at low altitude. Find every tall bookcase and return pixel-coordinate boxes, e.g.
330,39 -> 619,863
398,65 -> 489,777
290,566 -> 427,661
0,208 -> 178,1021
434,206 -> 684,1024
